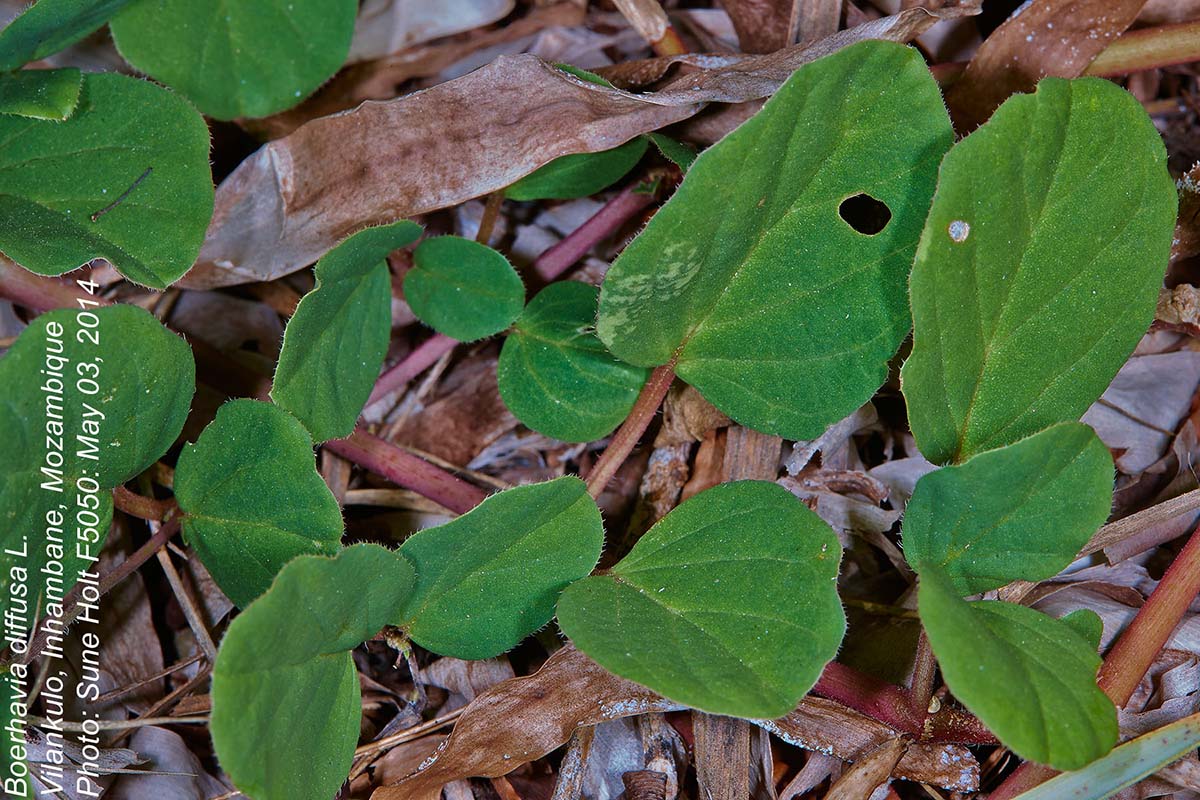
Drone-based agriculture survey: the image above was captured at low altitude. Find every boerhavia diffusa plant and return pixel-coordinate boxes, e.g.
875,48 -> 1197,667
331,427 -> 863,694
0,3 -> 1183,799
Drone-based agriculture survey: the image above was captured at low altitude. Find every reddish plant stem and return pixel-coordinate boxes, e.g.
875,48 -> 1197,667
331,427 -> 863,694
1086,20 -> 1200,77
326,428 -> 488,515
476,191 -> 504,245
814,661 -> 994,745
585,361 -> 676,499
532,183 -> 656,282
814,661 -> 925,734
368,183 -> 656,406
0,258 -> 103,310
933,21 -> 1200,91
1098,524 -> 1200,705
909,630 -> 937,718
367,334 -> 457,405
991,522 -> 1200,800
112,486 -> 176,522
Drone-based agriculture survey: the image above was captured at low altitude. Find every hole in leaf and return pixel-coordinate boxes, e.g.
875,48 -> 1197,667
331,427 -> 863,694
838,193 -> 892,235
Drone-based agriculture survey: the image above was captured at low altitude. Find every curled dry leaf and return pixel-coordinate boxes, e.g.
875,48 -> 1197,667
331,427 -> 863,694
821,737 -> 906,800
182,55 -> 695,289
1173,166 -> 1200,265
374,647 -> 980,800
348,0 -> 515,63
759,697 -> 980,791
183,2 -> 980,289
945,0 -> 1146,130
1157,285 -> 1200,336
597,3 -> 980,90
372,647 -> 680,800
717,0 -> 801,54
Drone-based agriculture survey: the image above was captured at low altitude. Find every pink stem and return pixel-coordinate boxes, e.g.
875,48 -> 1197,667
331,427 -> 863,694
533,183 -> 655,282
0,259 -> 101,311
325,428 -> 488,515
367,334 -> 457,405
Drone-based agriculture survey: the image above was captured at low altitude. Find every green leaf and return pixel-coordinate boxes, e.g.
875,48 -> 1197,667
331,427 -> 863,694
404,235 -> 525,342
0,0 -> 133,71
919,572 -> 1116,770
595,40 -> 952,440
396,476 -> 603,659
557,480 -> 845,719
110,0 -> 357,120
0,72 -> 214,289
212,544 -> 415,800
498,281 -> 649,442
506,137 -> 649,201
0,304 -> 194,616
0,69 -> 81,120
175,400 -> 344,608
902,422 -> 1113,595
272,221 -> 422,442
1011,711 -> 1200,800
649,133 -> 697,172
901,78 -> 1177,465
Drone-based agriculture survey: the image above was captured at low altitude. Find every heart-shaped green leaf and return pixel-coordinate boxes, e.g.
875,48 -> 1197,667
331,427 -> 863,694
404,235 -> 525,342
919,571 -> 1116,770
902,422 -> 1113,595
175,400 -> 344,608
595,40 -> 952,440
0,72 -> 214,288
901,77 -> 1177,465
396,476 -> 603,659
0,0 -> 133,71
272,221 -> 422,443
110,0 -> 357,120
557,480 -> 845,719
0,304 -> 194,617
211,544 -> 415,800
0,68 -> 82,120
498,281 -> 649,442
506,137 -> 648,201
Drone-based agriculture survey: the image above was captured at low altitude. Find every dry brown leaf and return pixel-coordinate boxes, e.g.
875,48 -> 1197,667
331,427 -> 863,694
107,727 -> 229,800
655,383 -> 731,446
182,55 -> 696,289
376,647 -> 979,800
821,737 -> 906,800
348,0 -> 516,63
1081,350 -> 1200,475
372,647 -> 680,800
1174,167 -> 1200,266
611,0 -> 671,45
185,2 -> 979,289
759,697 -> 980,791
246,3 -> 586,140
390,356 -> 518,465
1139,0 -> 1200,25
1157,285 -> 1200,336
600,2 -> 979,91
945,0 -> 1147,130
718,0 -> 801,53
